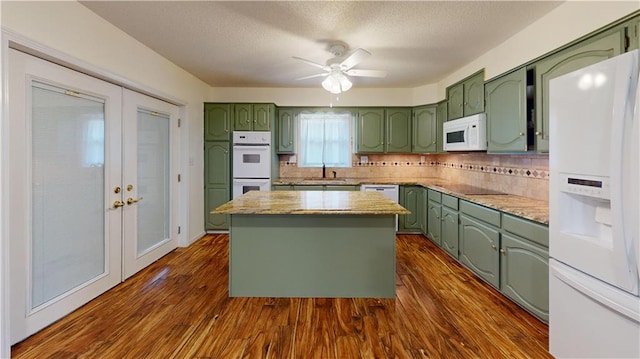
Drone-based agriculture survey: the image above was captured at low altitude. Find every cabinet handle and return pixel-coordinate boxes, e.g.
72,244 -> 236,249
432,141 -> 436,144
224,150 -> 228,154
535,131 -> 541,136
491,244 -> 497,250
519,132 -> 525,136
500,249 -> 506,255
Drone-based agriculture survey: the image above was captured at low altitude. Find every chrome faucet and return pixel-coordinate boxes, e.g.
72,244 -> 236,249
332,171 -> 337,179
322,163 -> 326,178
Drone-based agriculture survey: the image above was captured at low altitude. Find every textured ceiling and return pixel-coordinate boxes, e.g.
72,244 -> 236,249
80,1 -> 563,88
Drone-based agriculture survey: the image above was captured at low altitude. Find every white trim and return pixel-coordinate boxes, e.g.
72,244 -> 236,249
1,26 -> 11,359
190,231 -> 208,245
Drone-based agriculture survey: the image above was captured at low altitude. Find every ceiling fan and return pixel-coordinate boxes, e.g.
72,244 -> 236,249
294,42 -> 387,94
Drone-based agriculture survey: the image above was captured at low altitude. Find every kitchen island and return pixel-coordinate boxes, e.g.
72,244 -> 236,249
211,190 -> 409,298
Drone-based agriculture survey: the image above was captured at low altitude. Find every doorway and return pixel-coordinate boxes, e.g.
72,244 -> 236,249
8,49 -> 179,344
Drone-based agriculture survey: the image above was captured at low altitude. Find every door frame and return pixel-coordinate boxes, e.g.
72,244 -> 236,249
0,28 -> 189,356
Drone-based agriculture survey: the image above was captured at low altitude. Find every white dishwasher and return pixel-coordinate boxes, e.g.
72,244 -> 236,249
360,184 -> 400,231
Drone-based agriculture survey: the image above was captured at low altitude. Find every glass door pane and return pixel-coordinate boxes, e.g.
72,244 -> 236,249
31,82 -> 106,308
136,109 -> 170,254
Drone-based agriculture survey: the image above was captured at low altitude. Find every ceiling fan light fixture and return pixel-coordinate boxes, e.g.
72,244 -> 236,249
322,72 -> 352,94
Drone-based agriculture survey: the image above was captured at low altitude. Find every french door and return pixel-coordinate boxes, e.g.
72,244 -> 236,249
8,50 -> 178,344
122,89 -> 178,279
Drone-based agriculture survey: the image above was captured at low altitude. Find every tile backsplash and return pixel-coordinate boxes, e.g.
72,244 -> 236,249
279,152 -> 549,201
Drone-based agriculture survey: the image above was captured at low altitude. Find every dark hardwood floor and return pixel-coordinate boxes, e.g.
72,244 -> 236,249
12,234 -> 551,358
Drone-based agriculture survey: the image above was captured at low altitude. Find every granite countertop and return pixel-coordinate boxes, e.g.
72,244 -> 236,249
274,177 -> 549,224
211,190 -> 410,215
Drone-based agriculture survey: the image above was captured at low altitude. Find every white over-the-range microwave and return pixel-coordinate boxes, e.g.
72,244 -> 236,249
443,113 -> 488,151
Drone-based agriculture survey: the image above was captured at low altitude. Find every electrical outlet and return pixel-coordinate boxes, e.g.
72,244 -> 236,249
360,155 -> 368,164
289,155 -> 297,163
420,156 -> 425,163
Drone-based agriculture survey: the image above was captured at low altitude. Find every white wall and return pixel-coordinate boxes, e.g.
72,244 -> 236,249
1,1 -> 211,244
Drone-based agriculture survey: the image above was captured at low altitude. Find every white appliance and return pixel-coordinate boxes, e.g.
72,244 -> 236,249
232,131 -> 271,199
443,113 -> 487,151
549,49 -> 640,358
360,184 -> 399,231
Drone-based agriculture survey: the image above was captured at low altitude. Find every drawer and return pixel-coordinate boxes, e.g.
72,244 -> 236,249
428,189 -> 442,203
502,214 -> 549,247
442,194 -> 458,210
460,200 -> 500,227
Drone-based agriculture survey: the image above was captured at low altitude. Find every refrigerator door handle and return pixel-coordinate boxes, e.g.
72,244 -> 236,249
551,260 -> 640,324
612,52 -> 640,292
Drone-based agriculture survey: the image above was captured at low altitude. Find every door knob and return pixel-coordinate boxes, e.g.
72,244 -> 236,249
126,197 -> 143,205
112,200 -> 125,209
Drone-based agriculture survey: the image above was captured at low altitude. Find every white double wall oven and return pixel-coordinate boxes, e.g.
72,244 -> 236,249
232,131 -> 271,199
7,49 -> 181,344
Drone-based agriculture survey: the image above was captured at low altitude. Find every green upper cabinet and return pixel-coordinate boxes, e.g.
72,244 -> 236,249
234,104 -> 253,131
356,109 -> 385,153
357,108 -> 413,154
485,67 -> 528,152
464,72 -> 485,116
204,103 -> 232,141
412,105 -> 437,153
385,108 -> 411,153
276,108 -> 296,154
234,103 -> 273,131
535,29 -> 624,152
253,104 -> 273,131
436,100 -> 447,153
447,70 -> 485,121
447,82 -> 464,120
628,17 -> 639,51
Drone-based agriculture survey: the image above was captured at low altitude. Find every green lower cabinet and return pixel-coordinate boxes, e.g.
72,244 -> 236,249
324,185 -> 359,191
399,186 -> 423,233
441,206 -> 459,259
205,187 -> 229,230
459,214 -> 500,288
426,200 -> 441,246
273,185 -> 293,190
500,232 -> 549,322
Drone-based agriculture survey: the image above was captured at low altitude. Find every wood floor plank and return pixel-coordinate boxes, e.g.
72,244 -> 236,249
11,234 -> 551,359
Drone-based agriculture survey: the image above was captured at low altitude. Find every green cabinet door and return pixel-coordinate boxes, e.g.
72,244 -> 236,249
205,142 -> 229,186
463,71 -> 485,116
535,30 -> 624,152
486,67 -> 527,152
386,108 -> 411,153
441,206 -> 459,259
419,188 -> 427,235
447,82 -> 464,120
459,214 -> 500,288
427,200 -> 442,246
234,103 -> 253,131
205,187 -> 230,230
204,103 -> 231,141
253,104 -> 272,131
277,109 -> 296,154
399,186 -> 422,232
501,233 -> 549,322
436,101 -> 447,153
627,17 -> 639,51
357,109 -> 385,153
412,105 -> 437,153
204,141 -> 230,230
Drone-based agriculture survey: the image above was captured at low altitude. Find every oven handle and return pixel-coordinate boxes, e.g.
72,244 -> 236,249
233,145 -> 270,149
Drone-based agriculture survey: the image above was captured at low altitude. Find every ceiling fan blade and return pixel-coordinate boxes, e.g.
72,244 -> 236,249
345,69 -> 387,78
293,56 -> 328,70
340,48 -> 371,70
296,73 -> 329,80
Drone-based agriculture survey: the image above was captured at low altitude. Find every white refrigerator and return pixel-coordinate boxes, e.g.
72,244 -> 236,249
549,49 -> 640,358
